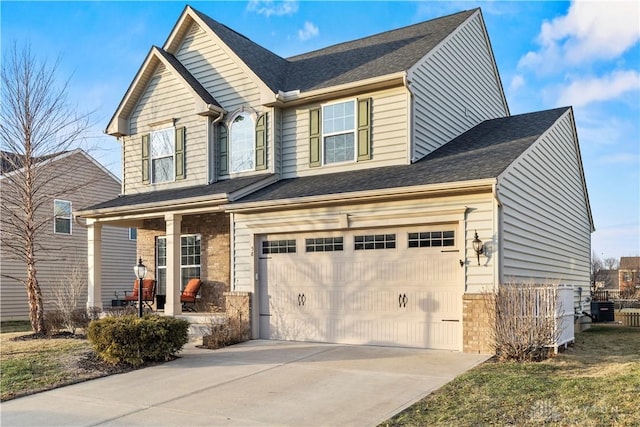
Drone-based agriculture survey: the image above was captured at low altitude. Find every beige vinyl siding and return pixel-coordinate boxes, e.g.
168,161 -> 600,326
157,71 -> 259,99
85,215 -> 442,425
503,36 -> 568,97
124,63 -> 208,194
498,111 -> 591,288
280,87 -> 409,178
176,23 -> 262,111
231,192 -> 494,294
0,152 -> 136,320
409,13 -> 507,161
464,194 -> 498,294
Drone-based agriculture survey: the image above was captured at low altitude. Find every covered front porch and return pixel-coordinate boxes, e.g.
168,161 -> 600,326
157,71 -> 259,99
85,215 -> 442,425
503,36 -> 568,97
82,208 -> 231,316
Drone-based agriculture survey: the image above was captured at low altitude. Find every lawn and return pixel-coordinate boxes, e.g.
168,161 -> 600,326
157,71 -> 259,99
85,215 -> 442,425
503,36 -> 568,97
381,325 -> 640,427
0,321 -> 131,401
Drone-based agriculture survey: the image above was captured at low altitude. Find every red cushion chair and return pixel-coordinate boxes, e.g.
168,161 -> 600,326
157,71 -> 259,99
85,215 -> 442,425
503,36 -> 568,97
124,279 -> 156,310
180,279 -> 203,312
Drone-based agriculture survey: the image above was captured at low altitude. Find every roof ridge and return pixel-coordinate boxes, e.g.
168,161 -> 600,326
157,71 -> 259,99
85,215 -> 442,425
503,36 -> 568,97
286,8 -> 478,62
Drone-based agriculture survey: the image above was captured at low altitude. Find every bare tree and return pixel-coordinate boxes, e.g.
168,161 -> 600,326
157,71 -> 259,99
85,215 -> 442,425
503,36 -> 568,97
590,251 -> 607,294
604,257 -> 619,270
0,43 -> 91,334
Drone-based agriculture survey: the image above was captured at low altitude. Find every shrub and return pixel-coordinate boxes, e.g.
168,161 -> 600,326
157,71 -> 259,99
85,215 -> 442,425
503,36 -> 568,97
203,315 -> 249,349
485,283 -> 563,362
87,315 -> 189,367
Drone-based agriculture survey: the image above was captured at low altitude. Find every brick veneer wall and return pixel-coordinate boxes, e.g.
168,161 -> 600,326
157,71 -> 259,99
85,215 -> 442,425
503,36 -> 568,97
136,213 -> 230,310
463,293 -> 495,354
224,291 -> 251,339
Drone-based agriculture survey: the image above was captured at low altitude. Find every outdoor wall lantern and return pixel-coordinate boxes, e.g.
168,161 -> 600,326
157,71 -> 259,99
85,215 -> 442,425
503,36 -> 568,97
133,258 -> 147,318
472,231 -> 484,266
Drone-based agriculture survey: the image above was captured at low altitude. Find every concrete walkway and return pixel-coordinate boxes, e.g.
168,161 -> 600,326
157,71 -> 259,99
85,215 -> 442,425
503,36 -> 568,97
1,340 -> 489,426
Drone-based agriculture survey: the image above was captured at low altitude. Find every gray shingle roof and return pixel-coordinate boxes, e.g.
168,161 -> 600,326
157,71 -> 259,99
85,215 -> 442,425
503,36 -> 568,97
235,107 -> 569,203
190,6 -> 476,93
155,47 -> 222,109
81,173 -> 273,211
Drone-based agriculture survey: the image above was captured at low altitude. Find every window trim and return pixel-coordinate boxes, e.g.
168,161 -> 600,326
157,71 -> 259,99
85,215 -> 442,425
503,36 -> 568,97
156,234 -> 201,295
228,111 -> 256,173
53,199 -> 72,235
321,99 -> 357,165
128,228 -> 137,241
150,126 -> 175,183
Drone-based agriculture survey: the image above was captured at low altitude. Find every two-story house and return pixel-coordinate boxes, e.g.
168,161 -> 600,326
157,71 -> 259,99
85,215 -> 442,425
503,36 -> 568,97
77,5 -> 593,353
1,149 -> 136,320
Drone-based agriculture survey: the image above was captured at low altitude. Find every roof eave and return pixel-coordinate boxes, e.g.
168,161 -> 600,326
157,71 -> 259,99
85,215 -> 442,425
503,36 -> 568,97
268,72 -> 407,107
225,178 -> 496,213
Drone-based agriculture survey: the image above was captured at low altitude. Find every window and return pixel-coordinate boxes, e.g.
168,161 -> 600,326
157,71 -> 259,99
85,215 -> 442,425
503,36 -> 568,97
408,231 -> 455,248
128,228 -> 137,240
156,234 -> 201,295
306,237 -> 344,252
53,200 -> 72,234
229,112 -> 255,173
322,100 -> 355,164
150,127 -> 174,183
354,234 -> 396,250
262,240 -> 296,254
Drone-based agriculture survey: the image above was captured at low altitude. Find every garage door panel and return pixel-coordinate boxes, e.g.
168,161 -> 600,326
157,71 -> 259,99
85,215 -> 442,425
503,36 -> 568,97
260,227 -> 463,350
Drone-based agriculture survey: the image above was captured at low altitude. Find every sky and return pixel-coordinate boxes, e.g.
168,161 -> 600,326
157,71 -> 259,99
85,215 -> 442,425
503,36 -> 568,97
2,0 -> 639,261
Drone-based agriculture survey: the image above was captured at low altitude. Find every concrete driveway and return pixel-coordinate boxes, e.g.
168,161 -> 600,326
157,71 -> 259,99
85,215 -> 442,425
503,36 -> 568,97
1,340 -> 489,426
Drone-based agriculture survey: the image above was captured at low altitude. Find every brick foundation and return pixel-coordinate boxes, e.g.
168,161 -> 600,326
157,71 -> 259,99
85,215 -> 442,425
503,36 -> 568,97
463,293 -> 495,354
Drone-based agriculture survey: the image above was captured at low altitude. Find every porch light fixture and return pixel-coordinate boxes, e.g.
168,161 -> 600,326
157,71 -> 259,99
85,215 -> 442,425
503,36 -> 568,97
133,258 -> 147,318
472,231 -> 484,266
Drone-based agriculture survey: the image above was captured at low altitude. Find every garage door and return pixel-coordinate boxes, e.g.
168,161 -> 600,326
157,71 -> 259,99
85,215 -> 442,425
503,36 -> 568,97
258,226 -> 463,350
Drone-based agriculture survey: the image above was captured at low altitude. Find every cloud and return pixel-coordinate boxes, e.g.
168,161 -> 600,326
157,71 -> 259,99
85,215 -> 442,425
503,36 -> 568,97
556,70 -> 640,107
519,1 -> 640,72
298,21 -> 319,41
600,153 -> 639,165
509,74 -> 525,93
247,0 -> 298,17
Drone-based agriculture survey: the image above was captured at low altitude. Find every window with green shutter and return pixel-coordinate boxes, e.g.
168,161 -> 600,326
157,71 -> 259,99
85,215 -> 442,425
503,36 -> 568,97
217,123 -> 228,176
255,113 -> 267,171
309,107 -> 321,167
175,127 -> 185,180
142,134 -> 150,184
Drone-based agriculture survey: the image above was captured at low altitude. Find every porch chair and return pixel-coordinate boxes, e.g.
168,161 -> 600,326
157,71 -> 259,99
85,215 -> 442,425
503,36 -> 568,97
124,279 -> 157,310
180,278 -> 203,312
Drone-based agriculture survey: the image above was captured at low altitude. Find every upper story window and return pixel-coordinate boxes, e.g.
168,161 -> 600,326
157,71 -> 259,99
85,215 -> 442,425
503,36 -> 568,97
230,112 -> 255,173
129,228 -> 137,240
54,199 -> 72,235
150,127 -> 175,183
322,100 -> 355,164
309,98 -> 370,168
218,111 -> 267,176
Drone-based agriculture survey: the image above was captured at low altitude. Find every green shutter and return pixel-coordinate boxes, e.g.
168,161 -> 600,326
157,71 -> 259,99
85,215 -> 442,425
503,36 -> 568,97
309,107 -> 321,167
141,134 -> 150,184
357,98 -> 371,161
175,127 -> 185,180
255,113 -> 267,171
218,123 -> 228,176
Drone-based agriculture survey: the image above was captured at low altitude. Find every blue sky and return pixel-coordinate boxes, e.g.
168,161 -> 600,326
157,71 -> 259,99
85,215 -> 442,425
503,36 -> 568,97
2,1 -> 639,260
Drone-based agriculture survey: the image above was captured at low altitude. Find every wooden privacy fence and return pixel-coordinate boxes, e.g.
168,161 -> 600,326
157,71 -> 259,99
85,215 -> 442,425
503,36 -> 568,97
615,311 -> 640,327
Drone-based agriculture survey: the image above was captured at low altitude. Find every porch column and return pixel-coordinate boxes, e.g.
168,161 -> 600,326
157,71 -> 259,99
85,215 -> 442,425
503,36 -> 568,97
165,213 -> 182,315
86,219 -> 103,310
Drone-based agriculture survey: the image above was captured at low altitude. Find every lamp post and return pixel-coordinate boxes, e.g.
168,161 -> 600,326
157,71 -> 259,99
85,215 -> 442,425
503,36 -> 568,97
133,258 -> 147,318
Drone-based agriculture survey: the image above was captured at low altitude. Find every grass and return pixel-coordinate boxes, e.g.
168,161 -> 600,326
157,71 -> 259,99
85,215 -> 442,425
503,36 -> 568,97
0,321 -> 132,401
381,325 -> 640,427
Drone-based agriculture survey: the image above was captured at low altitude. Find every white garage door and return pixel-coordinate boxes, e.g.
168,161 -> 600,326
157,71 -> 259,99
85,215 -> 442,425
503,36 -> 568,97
258,226 -> 463,350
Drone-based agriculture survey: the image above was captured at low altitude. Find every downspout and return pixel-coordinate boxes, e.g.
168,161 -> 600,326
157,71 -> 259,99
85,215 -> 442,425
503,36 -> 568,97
403,71 -> 415,165
492,180 -> 502,291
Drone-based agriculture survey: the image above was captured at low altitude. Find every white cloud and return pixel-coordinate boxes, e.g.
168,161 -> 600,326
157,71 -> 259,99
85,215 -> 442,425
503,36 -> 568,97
556,70 -> 640,107
298,21 -> 319,41
600,153 -> 639,165
519,1 -> 640,71
509,74 -> 525,93
247,0 -> 298,17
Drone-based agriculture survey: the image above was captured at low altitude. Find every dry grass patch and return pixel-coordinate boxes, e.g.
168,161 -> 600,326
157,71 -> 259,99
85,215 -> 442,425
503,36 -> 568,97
381,325 -> 640,427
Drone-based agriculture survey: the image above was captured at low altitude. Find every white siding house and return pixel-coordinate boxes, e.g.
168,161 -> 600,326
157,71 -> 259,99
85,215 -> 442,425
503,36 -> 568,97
79,5 -> 593,353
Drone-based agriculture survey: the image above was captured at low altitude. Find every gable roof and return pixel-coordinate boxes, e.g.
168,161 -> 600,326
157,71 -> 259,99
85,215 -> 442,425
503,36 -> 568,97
231,107 -> 570,204
620,257 -> 640,269
0,151 -> 61,174
283,9 -> 476,92
108,5 -> 482,135
106,45 -> 224,136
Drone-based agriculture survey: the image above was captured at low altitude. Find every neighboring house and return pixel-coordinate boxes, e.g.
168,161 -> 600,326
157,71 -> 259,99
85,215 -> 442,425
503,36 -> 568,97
0,150 -> 136,320
619,257 -> 640,295
77,6 -> 593,353
595,269 -> 619,291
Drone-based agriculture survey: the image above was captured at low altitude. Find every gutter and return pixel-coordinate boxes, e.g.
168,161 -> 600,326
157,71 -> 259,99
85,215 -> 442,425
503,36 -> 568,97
224,178 -> 496,213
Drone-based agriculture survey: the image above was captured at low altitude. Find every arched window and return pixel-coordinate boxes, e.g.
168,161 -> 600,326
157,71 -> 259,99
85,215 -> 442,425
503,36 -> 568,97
229,112 -> 255,173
